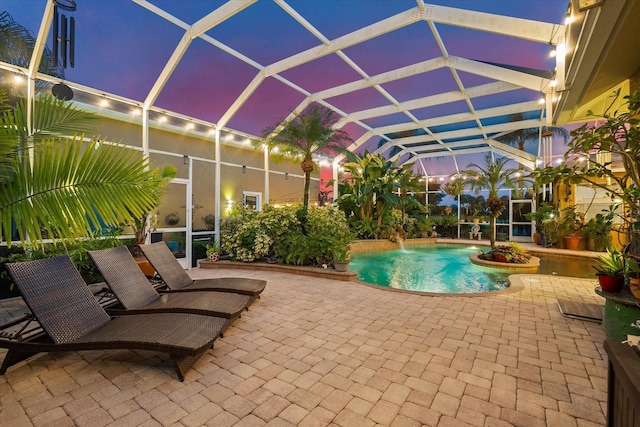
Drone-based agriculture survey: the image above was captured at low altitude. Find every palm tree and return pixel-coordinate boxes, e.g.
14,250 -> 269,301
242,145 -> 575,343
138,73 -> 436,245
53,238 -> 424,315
459,154 -> 518,248
0,90 -> 175,247
261,104 -> 351,211
496,115 -> 569,197
0,13 -> 173,247
495,114 -> 569,155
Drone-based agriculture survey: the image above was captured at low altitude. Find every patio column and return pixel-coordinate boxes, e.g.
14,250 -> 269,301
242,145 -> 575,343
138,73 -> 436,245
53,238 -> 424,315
142,107 -> 151,243
264,145 -> 269,205
332,160 -> 339,200
214,128 -> 221,246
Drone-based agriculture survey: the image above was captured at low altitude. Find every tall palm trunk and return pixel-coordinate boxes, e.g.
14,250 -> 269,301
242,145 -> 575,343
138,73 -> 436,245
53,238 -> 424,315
300,155 -> 315,211
303,171 -> 311,210
489,216 -> 496,249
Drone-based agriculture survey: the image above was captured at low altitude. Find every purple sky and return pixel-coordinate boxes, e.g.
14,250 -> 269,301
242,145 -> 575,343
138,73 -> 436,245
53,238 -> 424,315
5,0 -> 571,175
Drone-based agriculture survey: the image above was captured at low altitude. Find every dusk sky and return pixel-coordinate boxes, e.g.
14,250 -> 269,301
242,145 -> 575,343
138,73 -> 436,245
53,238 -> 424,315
4,0 -> 571,176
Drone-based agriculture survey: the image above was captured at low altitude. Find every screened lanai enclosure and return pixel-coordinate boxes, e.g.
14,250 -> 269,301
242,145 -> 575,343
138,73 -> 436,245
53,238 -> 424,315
1,0 -> 639,267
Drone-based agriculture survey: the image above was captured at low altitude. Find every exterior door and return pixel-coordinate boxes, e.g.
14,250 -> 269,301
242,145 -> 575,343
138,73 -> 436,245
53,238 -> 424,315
510,199 -> 533,242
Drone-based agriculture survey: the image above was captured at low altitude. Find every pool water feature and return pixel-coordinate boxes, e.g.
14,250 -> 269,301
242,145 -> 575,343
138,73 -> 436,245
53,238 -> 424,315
350,245 -> 598,294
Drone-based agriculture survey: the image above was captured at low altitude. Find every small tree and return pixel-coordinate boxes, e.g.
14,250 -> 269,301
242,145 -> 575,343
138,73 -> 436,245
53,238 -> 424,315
459,155 -> 518,248
533,90 -> 640,261
260,105 -> 352,212
335,152 -> 401,238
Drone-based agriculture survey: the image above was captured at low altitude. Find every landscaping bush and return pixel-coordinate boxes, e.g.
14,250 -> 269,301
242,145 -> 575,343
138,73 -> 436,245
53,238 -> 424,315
0,231 -> 127,299
221,204 -> 353,266
478,242 -> 531,264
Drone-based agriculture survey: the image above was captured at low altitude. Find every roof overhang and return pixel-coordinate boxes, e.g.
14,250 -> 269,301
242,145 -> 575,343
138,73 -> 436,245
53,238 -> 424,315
555,0 -> 640,124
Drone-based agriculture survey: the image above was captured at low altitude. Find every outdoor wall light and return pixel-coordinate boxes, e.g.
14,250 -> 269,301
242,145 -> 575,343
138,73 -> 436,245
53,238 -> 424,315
285,172 -> 289,180
242,165 -> 246,173
183,155 -> 189,165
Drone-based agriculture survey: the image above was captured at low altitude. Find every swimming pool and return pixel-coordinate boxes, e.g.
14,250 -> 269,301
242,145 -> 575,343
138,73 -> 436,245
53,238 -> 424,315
349,245 -> 597,294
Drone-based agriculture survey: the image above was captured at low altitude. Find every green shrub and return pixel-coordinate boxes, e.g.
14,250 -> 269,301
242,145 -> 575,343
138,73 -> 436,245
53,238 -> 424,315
1,231 -> 126,298
221,204 -> 353,266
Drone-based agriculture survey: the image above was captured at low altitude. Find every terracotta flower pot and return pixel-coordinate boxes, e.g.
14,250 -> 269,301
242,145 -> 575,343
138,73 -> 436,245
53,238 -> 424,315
629,275 -> 640,298
533,232 -> 541,245
597,274 -> 624,293
563,236 -> 582,250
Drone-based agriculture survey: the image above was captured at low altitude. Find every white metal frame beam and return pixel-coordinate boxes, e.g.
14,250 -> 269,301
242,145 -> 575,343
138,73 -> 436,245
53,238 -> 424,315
141,0 -> 257,109
129,0 -> 561,173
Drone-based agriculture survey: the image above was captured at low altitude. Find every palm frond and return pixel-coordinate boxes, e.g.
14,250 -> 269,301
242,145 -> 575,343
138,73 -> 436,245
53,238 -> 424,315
14,95 -> 97,145
0,137 -> 168,247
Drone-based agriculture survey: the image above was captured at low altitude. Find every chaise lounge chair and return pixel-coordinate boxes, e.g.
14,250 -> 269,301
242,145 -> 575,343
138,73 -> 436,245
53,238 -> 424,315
88,247 -> 250,331
140,241 -> 266,302
2,255 -> 225,380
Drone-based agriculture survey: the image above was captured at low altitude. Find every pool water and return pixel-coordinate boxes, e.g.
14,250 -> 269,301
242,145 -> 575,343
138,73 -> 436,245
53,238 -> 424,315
350,245 -> 598,294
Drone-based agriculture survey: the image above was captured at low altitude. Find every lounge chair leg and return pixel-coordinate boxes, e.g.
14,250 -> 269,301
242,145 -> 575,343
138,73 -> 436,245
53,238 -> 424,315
0,350 -> 34,375
171,350 -> 205,382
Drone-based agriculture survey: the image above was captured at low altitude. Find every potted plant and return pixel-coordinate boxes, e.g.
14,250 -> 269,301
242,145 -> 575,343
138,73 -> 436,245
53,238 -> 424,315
164,212 -> 180,226
333,246 -> 351,272
584,210 -> 614,251
559,206 -> 585,250
205,241 -> 220,262
540,216 -> 560,248
593,248 -> 626,293
524,203 -> 554,245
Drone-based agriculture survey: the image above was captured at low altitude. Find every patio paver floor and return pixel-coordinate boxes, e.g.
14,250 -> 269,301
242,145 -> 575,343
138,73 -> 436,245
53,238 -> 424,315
0,267 -> 608,426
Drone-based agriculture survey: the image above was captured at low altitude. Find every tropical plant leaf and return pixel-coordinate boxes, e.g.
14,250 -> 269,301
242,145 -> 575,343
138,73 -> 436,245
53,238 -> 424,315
0,137 -> 170,247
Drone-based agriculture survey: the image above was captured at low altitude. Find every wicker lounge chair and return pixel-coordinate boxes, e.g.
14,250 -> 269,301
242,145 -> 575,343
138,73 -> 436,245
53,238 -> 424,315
140,242 -> 266,302
88,247 -> 250,329
3,255 -> 225,380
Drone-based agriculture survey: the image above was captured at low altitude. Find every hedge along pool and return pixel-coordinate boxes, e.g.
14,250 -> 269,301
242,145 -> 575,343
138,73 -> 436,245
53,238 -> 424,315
349,245 -> 598,294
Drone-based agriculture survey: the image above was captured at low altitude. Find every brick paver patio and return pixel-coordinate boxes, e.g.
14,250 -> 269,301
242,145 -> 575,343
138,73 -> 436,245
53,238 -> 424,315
0,267 -> 608,426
